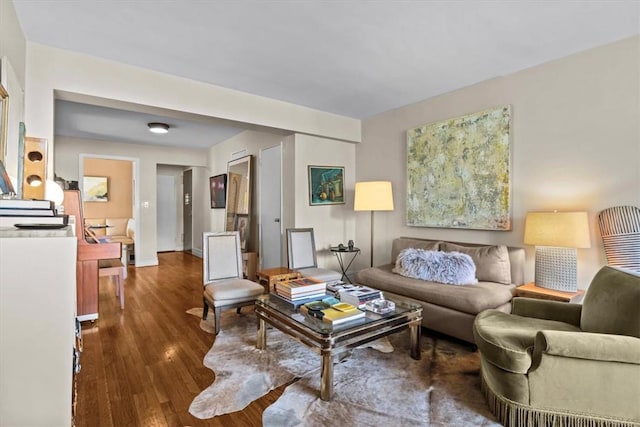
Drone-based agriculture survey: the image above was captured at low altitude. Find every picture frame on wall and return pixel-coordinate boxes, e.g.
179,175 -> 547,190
83,176 -> 108,202
209,173 -> 227,209
308,165 -> 345,206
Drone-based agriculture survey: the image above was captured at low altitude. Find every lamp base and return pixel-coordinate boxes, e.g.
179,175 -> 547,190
534,246 -> 578,292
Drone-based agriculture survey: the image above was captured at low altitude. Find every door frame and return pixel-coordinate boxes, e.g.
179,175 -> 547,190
78,153 -> 140,265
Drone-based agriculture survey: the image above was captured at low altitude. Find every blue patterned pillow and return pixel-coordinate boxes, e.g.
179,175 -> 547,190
393,248 -> 478,285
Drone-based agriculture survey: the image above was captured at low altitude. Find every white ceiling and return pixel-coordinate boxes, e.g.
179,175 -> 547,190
13,1 -> 640,149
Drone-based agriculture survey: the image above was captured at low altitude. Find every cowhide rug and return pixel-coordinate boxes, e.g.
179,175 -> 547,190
186,308 -> 498,426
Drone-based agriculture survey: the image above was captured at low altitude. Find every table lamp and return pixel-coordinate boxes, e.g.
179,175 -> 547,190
354,181 -> 394,267
524,211 -> 591,292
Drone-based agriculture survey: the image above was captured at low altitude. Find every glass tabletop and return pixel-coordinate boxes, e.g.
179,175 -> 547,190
255,293 -> 422,335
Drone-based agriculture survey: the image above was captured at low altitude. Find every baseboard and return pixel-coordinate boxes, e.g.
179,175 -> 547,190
135,257 -> 159,267
77,313 -> 98,322
191,248 -> 203,258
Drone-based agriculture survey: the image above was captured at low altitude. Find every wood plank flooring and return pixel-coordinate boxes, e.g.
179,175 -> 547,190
75,251 -> 285,427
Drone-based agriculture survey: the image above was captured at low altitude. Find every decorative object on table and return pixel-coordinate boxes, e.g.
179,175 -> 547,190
188,312 -> 496,425
209,173 -> 226,209
286,228 -> 342,282
365,298 -> 395,314
524,211 -> 591,292
406,105 -> 512,230
307,165 -> 344,206
598,205 -> 640,274
354,181 -> 394,267
348,239 -> 354,250
82,176 -> 108,202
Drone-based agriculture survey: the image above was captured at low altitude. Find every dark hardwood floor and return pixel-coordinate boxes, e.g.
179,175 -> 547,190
76,251 -> 285,426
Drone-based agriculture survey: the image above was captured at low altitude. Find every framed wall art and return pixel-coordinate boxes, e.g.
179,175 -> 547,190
83,176 -> 108,202
209,173 -> 227,209
406,105 -> 512,230
308,165 -> 345,206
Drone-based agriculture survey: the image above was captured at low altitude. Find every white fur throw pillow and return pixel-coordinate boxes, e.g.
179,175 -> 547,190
393,248 -> 478,285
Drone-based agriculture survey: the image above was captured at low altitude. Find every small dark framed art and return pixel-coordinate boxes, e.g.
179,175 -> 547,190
308,165 -> 345,206
209,173 -> 227,209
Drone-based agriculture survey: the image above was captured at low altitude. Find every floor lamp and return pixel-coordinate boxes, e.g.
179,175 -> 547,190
524,211 -> 591,292
354,181 -> 394,267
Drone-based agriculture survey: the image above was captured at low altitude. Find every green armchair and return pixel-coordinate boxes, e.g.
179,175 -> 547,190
473,266 -> 640,427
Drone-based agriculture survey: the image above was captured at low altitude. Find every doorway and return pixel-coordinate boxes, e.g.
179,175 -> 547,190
183,169 -> 193,253
259,144 -> 282,268
156,174 -> 178,252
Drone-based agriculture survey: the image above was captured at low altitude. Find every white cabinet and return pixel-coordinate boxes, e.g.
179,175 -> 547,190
0,228 -> 77,426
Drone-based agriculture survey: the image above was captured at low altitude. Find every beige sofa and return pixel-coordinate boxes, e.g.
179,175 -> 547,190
354,237 -> 525,344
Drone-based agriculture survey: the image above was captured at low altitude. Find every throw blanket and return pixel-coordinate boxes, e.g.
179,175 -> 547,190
393,248 -> 478,285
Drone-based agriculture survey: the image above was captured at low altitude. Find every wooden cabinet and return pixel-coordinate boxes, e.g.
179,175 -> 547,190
0,228 -> 77,425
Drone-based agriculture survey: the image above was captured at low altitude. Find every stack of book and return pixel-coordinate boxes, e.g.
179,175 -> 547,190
273,277 -> 327,302
0,199 -> 69,227
326,282 -> 382,308
300,300 -> 366,325
338,285 -> 382,309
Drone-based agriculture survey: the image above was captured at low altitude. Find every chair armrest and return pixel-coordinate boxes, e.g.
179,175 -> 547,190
532,330 -> 640,366
512,297 -> 582,327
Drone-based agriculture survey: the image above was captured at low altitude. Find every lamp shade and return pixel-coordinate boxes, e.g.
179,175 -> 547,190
354,181 -> 394,211
524,211 -> 591,248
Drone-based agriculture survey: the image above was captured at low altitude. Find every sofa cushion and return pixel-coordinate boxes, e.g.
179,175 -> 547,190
393,248 -> 478,285
473,309 -> 581,374
106,218 -> 129,236
440,242 -> 512,285
355,264 -> 514,314
390,238 -> 440,264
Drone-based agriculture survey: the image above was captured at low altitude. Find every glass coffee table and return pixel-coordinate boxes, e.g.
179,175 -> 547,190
255,294 -> 423,401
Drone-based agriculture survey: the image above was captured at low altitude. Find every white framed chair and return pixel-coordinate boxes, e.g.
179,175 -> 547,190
202,231 -> 264,334
286,228 -> 342,283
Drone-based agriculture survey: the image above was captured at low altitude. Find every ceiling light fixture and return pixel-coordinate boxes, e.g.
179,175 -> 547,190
148,122 -> 170,134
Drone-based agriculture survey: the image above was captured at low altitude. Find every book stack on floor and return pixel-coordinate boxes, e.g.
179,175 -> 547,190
0,199 -> 69,228
327,282 -> 383,308
272,277 -> 328,307
300,300 -> 366,325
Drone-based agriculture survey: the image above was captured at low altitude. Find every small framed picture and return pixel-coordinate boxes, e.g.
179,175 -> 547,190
209,173 -> 227,209
308,166 -> 345,206
83,176 -> 108,202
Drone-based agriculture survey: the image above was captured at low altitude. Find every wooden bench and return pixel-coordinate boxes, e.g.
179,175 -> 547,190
98,259 -> 125,309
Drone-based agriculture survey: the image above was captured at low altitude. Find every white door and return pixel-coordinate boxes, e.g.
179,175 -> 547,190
260,145 -> 282,268
157,174 -> 178,252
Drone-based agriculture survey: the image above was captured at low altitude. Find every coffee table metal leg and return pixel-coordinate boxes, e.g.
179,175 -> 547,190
257,316 -> 267,350
410,323 -> 421,360
320,350 -> 333,401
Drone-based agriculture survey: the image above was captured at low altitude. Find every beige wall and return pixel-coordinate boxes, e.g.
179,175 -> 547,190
358,35 -> 640,288
208,129 -> 287,256
82,158 -> 132,219
0,0 -> 26,178
288,134 -> 357,271
56,136 -> 208,266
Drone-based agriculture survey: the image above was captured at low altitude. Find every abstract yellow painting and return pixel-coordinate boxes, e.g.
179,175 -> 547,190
406,106 -> 511,230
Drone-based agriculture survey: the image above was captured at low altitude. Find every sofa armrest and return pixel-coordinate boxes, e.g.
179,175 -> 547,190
512,297 -> 582,327
533,330 -> 640,366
